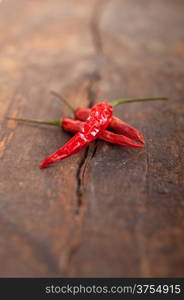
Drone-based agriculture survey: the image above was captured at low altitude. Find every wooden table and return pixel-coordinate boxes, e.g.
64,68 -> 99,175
0,0 -> 184,277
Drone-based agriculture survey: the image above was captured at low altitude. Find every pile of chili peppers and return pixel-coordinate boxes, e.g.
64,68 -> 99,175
8,95 -> 167,168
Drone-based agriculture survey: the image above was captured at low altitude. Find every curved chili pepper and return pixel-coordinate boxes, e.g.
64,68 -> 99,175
75,108 -> 144,144
8,116 -> 143,149
51,92 -> 167,144
62,118 -> 143,148
108,116 -> 144,144
39,102 -> 112,168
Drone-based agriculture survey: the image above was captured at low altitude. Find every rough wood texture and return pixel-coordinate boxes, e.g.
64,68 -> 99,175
0,0 -> 184,277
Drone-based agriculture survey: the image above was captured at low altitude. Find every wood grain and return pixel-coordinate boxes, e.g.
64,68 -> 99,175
0,0 -> 184,277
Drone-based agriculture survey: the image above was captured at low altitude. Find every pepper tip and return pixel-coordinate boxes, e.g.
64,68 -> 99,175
39,161 -> 46,169
139,136 -> 145,144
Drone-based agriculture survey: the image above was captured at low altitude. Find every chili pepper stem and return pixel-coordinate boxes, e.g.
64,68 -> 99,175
50,91 -> 168,109
50,91 -> 75,113
110,97 -> 168,107
7,117 -> 61,127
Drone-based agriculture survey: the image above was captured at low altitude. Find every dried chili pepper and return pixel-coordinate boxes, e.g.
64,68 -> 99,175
8,95 -> 167,168
75,108 -> 145,144
39,101 -> 112,168
8,117 -> 143,149
52,93 -> 167,144
62,118 -> 143,148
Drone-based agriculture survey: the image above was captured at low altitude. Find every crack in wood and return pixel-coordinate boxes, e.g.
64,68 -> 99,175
86,73 -> 101,108
75,73 -> 101,215
66,0 -> 109,274
91,140 -> 98,158
90,0 -> 110,54
74,0 -> 107,211
75,147 -> 89,214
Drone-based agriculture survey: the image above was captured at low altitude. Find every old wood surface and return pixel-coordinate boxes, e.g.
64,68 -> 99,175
0,0 -> 184,277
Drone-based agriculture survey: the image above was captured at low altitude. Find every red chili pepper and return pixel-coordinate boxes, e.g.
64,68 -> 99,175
8,96 -> 167,169
51,92 -> 167,144
75,108 -> 144,144
8,117 -> 143,149
39,102 -> 112,168
62,118 -> 143,148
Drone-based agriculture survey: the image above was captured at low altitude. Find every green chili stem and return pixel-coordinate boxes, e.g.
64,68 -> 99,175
110,97 -> 168,107
51,90 -> 168,110
7,117 -> 61,127
10,96 -> 168,128
50,91 -> 75,113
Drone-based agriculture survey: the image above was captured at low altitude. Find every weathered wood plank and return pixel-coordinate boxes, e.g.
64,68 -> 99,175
0,0 -> 184,277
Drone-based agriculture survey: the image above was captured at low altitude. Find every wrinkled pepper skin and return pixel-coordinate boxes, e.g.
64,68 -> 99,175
40,102 -> 112,168
75,108 -> 144,144
62,119 -> 143,148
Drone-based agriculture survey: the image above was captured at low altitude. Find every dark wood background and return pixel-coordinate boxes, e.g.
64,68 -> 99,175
0,0 -> 184,277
